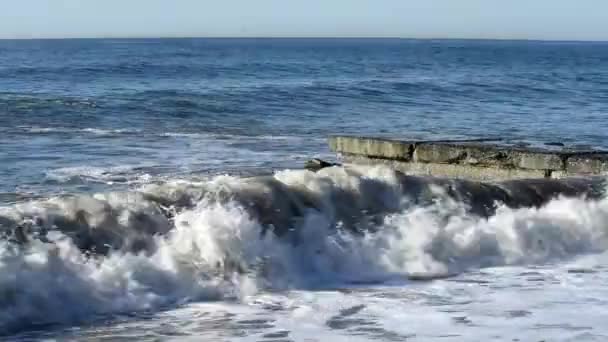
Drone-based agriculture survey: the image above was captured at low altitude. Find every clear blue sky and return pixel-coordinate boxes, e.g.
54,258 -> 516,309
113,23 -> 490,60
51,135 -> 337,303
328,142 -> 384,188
1,0 -> 607,41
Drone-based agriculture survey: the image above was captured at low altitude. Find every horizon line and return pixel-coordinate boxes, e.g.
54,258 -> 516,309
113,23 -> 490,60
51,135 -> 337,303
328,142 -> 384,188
0,36 -> 607,43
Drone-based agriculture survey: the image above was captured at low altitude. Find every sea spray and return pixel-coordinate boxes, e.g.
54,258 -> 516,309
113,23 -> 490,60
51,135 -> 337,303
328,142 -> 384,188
0,166 -> 607,334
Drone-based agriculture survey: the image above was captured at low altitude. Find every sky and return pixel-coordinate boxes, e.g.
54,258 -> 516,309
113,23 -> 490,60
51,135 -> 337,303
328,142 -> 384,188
1,0 -> 607,41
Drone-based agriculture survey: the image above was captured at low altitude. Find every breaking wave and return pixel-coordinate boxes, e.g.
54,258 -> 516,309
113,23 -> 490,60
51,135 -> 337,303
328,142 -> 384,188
1,165 -> 607,334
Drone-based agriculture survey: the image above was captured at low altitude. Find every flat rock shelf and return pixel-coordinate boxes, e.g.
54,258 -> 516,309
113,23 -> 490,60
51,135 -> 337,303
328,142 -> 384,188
329,135 -> 608,181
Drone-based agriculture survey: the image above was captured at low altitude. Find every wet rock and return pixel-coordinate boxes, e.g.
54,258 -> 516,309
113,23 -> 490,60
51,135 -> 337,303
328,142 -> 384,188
329,135 -> 608,180
304,158 -> 340,171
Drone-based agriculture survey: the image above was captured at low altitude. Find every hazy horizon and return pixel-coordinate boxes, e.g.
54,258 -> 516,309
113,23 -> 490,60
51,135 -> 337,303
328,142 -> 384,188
1,36 -> 608,43
2,0 -> 608,41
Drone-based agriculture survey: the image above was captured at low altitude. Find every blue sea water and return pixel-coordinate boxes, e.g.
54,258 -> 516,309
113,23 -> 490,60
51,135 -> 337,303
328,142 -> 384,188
2,38 -> 608,202
2,39 -> 608,341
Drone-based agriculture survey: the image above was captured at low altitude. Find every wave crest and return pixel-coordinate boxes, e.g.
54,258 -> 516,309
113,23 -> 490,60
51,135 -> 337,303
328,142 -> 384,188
0,165 -> 607,333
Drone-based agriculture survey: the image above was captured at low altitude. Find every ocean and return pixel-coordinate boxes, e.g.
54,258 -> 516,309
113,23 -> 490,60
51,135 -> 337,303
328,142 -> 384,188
1,38 -> 608,341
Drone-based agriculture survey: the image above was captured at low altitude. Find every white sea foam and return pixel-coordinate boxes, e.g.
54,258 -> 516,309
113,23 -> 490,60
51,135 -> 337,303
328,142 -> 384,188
21,126 -> 322,144
21,126 -> 139,136
44,165 -> 152,185
1,166 -> 608,334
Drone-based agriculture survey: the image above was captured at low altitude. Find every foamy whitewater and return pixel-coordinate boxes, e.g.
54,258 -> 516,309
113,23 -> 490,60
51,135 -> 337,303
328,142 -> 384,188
2,165 -> 608,340
2,38 -> 608,341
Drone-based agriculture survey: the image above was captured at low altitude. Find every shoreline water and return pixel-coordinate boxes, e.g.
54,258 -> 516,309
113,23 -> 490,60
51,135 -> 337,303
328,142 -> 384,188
2,164 -> 608,339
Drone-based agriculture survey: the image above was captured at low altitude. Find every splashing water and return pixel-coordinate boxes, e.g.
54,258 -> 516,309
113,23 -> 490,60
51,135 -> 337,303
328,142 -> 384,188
1,166 -> 608,336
